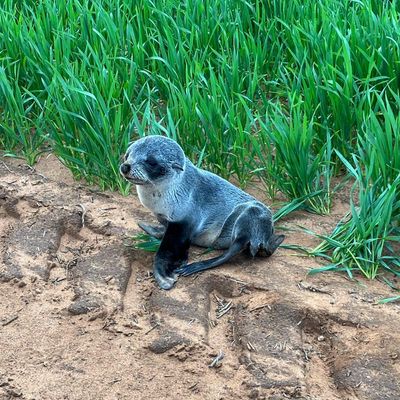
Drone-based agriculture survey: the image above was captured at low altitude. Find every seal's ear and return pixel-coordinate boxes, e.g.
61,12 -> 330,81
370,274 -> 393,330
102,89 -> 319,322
171,162 -> 184,171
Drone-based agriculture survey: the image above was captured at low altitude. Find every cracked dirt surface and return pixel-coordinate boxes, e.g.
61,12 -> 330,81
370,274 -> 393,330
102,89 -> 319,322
0,155 -> 399,400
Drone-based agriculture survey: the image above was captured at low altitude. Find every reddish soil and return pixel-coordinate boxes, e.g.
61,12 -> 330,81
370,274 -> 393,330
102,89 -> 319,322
0,155 -> 399,400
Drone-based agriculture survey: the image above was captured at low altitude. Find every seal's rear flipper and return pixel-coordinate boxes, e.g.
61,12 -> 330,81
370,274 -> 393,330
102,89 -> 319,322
138,221 -> 166,239
264,234 -> 285,257
176,238 -> 247,276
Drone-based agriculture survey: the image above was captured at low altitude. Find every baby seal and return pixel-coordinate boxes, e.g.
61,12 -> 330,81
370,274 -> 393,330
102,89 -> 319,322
120,136 -> 284,290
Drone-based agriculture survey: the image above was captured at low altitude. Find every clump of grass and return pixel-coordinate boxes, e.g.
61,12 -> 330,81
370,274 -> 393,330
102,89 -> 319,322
0,67 -> 48,165
310,173 -> 400,279
131,233 -> 161,253
309,96 -> 400,279
257,98 -> 333,214
46,67 -> 135,193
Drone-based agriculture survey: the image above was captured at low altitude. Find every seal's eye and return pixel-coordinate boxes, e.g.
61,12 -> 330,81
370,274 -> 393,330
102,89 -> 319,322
145,157 -> 158,167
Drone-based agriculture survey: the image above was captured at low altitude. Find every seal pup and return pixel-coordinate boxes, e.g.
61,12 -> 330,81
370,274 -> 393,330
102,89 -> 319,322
120,136 -> 284,290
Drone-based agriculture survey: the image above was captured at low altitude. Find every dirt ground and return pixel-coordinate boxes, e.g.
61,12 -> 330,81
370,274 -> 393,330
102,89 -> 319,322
0,155 -> 399,400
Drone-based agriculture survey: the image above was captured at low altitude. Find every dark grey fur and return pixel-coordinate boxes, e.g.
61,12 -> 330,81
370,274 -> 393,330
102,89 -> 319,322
120,136 -> 284,290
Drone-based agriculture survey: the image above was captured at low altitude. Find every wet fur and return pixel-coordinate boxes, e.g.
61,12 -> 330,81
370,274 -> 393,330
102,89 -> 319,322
121,136 -> 284,290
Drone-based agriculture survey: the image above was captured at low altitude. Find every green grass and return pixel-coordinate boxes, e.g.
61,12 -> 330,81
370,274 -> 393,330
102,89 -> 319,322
309,97 -> 400,279
257,97 -> 333,214
130,233 -> 161,253
1,0 -> 400,283
379,296 -> 400,304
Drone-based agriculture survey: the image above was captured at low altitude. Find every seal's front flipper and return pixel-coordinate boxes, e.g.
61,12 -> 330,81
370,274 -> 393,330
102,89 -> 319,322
176,238 -> 247,277
153,222 -> 191,289
138,221 -> 166,239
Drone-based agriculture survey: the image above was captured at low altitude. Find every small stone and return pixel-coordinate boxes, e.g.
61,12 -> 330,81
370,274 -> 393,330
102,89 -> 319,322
68,297 -> 100,315
317,335 -> 325,342
176,353 -> 188,362
248,389 -> 259,399
47,260 -> 57,268
147,333 -> 186,354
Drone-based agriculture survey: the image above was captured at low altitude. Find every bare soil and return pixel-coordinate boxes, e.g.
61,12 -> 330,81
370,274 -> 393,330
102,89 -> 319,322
0,155 -> 399,400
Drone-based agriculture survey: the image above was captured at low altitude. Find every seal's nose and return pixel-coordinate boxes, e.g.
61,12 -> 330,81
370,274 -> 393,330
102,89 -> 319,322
120,163 -> 131,175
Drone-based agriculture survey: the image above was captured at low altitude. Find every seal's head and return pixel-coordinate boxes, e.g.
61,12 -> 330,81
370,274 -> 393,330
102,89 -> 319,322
120,136 -> 186,185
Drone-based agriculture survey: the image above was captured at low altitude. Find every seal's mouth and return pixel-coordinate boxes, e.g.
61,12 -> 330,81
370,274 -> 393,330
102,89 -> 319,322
120,165 -> 149,185
124,176 -> 147,185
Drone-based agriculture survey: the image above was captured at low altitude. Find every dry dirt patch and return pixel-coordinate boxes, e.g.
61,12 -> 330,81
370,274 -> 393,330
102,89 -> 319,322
0,156 -> 399,400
